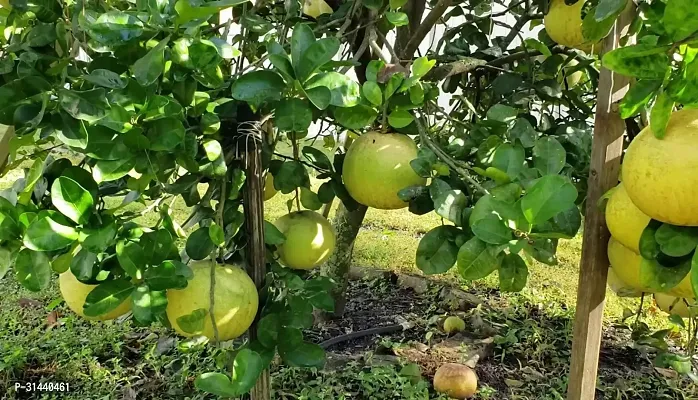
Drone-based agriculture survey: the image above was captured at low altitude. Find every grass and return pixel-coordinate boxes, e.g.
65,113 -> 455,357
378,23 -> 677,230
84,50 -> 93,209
0,160 -> 690,399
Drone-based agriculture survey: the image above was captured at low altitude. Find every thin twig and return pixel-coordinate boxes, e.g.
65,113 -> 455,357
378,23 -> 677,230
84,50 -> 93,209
374,29 -> 399,64
401,0 -> 453,59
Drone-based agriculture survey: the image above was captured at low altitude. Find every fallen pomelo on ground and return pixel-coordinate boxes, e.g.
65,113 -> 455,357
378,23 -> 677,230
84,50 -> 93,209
622,108 -> 698,226
342,131 -> 426,210
274,210 -> 336,270
433,363 -> 478,399
605,183 -> 650,253
655,293 -> 694,318
443,315 -> 466,334
166,261 -> 258,341
60,270 -> 132,321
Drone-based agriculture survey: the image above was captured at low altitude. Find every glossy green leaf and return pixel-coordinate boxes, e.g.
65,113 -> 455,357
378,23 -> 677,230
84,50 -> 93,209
416,225 -> 462,275
263,221 -> 286,245
619,79 -> 661,119
650,90 -> 674,139
88,11 -> 144,45
385,11 -> 409,26
24,216 -> 78,251
176,308 -> 207,334
472,215 -> 512,244
305,72 -> 361,107
434,189 -> 468,223
334,104 -> 378,130
84,69 -> 127,89
186,227 -> 216,260
133,36 -> 169,86
149,118 -> 185,151
132,284 -> 168,324
499,253 -> 528,292
457,237 -> 500,280
145,260 -> 190,290
640,257 -> 691,292
520,175 -> 578,224
276,98 -> 312,132
15,249 -> 51,292
655,224 -> 698,257
492,143 -> 525,180
83,279 -> 133,317
291,23 -> 315,72
296,38 -> 341,82
533,137 -> 566,175
82,223 -> 118,254
194,373 -> 238,397
51,177 -> 94,224
663,0 -> 698,41
230,349 -> 265,394
602,44 -> 670,79
116,240 -> 146,279
388,110 -> 414,128
231,71 -> 286,107
93,158 -> 136,183
58,88 -> 109,123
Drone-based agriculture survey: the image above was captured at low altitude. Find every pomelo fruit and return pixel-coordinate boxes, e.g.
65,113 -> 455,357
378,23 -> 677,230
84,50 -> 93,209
166,261 -> 258,341
302,0 -> 333,19
60,270 -> 132,321
607,267 -> 643,298
273,210 -> 336,270
264,173 -> 277,201
655,293 -> 694,318
342,131 -> 426,210
666,272 -> 695,299
622,108 -> 698,226
0,0 -> 10,9
605,183 -> 650,253
443,316 -> 466,334
607,238 -> 653,293
544,0 -> 599,53
433,363 -> 478,399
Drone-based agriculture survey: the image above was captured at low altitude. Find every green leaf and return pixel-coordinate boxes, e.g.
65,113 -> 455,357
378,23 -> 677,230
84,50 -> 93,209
619,79 -> 662,119
57,113 -> 88,149
280,341 -> 326,367
291,23 -> 316,72
84,69 -> 127,89
655,352 -> 692,374
264,220 -> 286,245
493,73 -> 523,96
639,222 -> 661,260
230,349 -> 265,394
640,257 -> 691,292
70,248 -> 97,281
132,284 -> 168,324
58,88 -> 109,123
85,126 -> 132,160
416,226 -> 462,275
195,373 -> 238,397
472,215 -> 512,244
176,308 -> 207,334
650,90 -> 674,139
492,143 -> 525,180
209,223 -> 225,247
24,216 -> 78,251
334,104 -> 378,130
655,224 -> 698,257
582,5 -> 621,42
602,44 -> 670,79
82,223 -> 118,253
141,229 -> 176,266
662,0 -> 698,41
411,57 -> 436,78
362,81 -> 383,106
302,147 -> 333,170
26,22 -> 57,47
269,54 -> 295,81
385,11 -> 409,26
297,38 -> 341,82
145,260 -> 190,290
388,110 -> 414,128
533,137 -> 566,175
304,86 -> 332,110
434,189 -> 468,223
520,175 -> 578,224
300,187 -> 323,210
409,84 -> 425,104
486,104 -> 518,123
15,249 -> 51,292
274,161 -> 311,193
116,240 -> 146,279
499,253 -> 528,292
457,237 -> 500,280
203,139 -> 223,162
186,227 -> 216,260
0,247 -> 15,279
93,158 -> 136,183
51,177 -> 94,225
133,36 -> 169,86
83,279 -> 133,318
302,72 -> 360,107
143,96 -> 184,121
509,118 -> 538,148
149,118 -> 185,151
276,98 -> 312,132
231,71 -> 286,108
88,11 -> 143,45
595,0 -> 627,20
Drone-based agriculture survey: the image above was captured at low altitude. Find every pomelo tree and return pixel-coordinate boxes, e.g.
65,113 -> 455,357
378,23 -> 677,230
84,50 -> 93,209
0,0 -> 697,396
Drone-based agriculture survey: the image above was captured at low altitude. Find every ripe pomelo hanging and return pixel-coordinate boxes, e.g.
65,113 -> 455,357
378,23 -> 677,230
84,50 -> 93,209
666,272 -> 695,299
655,293 -> 694,318
605,183 -> 650,253
342,132 -> 426,210
166,261 -> 258,341
274,210 -> 336,270
607,238 -> 653,293
622,109 -> 698,226
302,0 -> 333,19
607,267 -> 643,298
544,0 -> 599,53
60,270 -> 132,321
264,173 -> 277,201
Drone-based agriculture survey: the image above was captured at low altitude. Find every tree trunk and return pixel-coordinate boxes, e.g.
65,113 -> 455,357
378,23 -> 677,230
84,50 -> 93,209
323,203 -> 368,317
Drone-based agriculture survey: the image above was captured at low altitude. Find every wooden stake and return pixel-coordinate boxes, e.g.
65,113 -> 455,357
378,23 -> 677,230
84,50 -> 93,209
242,127 -> 271,400
566,6 -> 636,400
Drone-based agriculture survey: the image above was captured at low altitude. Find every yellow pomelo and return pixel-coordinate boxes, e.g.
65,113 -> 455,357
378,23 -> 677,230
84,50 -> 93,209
433,363 -> 478,399
274,210 -> 336,270
264,173 -> 277,201
342,132 -> 426,210
607,267 -> 643,298
302,0 -> 333,18
59,271 -> 131,321
0,0 -> 10,9
605,183 -> 650,253
622,108 -> 698,226
544,0 -> 599,53
443,316 -> 466,334
166,261 -> 258,341
607,238 -> 653,293
666,272 -> 695,299
655,293 -> 694,318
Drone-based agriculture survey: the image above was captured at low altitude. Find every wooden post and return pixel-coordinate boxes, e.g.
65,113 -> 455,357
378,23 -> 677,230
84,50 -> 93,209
242,125 -> 271,400
566,6 -> 636,400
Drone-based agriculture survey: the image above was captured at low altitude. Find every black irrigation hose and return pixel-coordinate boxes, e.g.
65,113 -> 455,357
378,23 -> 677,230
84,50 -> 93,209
319,324 -> 408,349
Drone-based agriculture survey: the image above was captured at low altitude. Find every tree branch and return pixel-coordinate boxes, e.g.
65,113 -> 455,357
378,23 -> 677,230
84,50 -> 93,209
423,57 -> 487,81
395,0 -> 427,55
400,0 -> 453,59
500,13 -> 544,49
